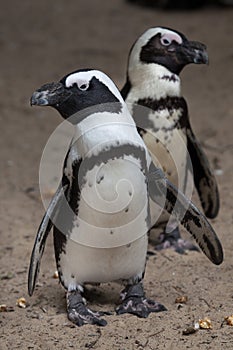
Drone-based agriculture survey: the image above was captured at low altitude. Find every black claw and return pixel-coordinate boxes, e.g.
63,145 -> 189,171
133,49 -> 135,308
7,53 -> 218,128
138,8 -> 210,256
116,283 -> 166,318
155,227 -> 199,254
67,291 -> 107,327
116,297 -> 167,317
68,308 -> 107,327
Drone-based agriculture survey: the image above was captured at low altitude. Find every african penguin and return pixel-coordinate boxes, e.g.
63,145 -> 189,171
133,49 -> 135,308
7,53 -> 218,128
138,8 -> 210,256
121,27 -> 219,253
28,69 -> 223,327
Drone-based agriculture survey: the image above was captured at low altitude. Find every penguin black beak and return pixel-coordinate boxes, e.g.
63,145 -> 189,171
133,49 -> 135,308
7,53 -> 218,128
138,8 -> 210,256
182,41 -> 209,65
30,82 -> 72,107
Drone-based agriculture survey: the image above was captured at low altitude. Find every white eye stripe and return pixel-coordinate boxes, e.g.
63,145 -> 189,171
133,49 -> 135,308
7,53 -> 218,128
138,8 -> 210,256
160,31 -> 183,46
66,76 -> 90,90
65,70 -> 124,102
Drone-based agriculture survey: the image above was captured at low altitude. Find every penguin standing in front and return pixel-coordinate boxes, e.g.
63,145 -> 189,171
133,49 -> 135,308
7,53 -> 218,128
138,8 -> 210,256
28,69 -> 223,327
121,27 -> 220,253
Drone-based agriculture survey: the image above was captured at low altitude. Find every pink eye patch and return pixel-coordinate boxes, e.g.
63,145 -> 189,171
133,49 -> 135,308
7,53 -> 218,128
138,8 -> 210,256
162,32 -> 182,45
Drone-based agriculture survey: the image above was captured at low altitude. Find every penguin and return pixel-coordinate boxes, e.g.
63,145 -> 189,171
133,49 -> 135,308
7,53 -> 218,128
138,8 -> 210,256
121,27 -> 220,253
28,69 -> 223,327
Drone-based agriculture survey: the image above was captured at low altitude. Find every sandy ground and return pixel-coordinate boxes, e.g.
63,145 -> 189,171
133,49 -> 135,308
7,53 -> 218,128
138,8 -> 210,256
1,1 -> 233,349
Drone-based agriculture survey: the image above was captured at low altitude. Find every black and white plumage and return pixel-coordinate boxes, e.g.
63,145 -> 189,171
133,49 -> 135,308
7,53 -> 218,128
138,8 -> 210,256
28,69 -> 223,327
121,27 -> 219,252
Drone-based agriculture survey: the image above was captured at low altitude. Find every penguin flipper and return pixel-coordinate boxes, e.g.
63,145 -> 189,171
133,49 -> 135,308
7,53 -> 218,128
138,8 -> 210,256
121,79 -> 131,100
186,126 -> 219,219
148,164 -> 223,265
28,183 -> 68,296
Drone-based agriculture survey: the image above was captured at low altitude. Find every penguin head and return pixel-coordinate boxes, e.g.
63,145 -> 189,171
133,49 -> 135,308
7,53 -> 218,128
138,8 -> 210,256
30,69 -> 123,121
128,27 -> 208,75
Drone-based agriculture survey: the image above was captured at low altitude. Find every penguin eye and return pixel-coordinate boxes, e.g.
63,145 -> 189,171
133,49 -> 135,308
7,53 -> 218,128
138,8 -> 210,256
160,37 -> 172,46
78,83 -> 89,91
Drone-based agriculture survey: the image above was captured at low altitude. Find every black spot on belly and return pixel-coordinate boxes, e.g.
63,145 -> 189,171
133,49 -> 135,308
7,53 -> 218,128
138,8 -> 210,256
96,175 -> 104,184
128,191 -> 132,196
125,207 -> 129,213
110,230 -> 114,235
160,74 -> 179,83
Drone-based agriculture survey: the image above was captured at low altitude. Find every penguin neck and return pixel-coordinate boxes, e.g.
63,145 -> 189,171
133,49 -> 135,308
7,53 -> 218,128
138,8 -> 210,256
127,63 -> 181,102
71,105 -> 143,158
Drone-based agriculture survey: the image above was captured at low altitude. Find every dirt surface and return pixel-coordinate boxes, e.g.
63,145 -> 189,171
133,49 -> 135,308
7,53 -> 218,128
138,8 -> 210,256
1,1 -> 233,349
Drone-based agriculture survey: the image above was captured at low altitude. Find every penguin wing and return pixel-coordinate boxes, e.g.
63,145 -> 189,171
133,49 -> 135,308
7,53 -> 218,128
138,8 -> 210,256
120,80 -> 131,100
148,163 -> 223,265
186,124 -> 219,219
28,182 -> 69,296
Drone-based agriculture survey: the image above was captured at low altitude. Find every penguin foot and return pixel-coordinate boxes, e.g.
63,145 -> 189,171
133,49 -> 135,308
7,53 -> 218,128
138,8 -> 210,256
67,291 -> 107,327
116,283 -> 166,318
155,227 -> 199,254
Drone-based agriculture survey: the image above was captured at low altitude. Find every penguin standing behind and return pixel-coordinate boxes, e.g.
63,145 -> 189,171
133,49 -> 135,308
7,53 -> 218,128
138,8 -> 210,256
121,27 -> 219,253
28,69 -> 223,327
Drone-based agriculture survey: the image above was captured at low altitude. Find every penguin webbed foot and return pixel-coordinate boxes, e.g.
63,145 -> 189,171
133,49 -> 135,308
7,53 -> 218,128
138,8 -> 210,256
116,283 -> 166,318
67,291 -> 107,327
155,227 -> 199,254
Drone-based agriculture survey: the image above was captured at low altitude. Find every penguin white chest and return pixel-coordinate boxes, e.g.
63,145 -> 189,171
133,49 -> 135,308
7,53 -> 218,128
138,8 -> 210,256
144,108 -> 188,190
59,235 -> 148,289
58,156 -> 149,288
